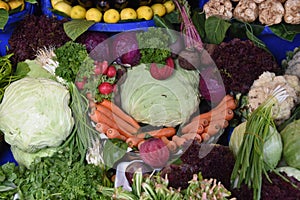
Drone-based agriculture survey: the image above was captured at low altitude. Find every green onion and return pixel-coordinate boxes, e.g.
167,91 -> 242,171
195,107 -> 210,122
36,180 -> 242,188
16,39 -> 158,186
231,86 -> 288,200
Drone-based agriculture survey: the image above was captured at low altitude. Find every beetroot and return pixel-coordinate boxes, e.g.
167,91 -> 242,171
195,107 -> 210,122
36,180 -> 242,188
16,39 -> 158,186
139,138 -> 170,168
149,57 -> 175,80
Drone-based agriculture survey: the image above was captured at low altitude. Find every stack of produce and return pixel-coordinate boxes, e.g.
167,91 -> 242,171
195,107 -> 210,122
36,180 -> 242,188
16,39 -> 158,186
50,0 -> 176,23
203,0 -> 300,25
0,0 -> 300,199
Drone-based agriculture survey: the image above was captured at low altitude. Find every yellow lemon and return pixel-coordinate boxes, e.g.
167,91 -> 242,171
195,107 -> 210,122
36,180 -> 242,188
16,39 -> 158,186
70,5 -> 86,19
0,0 -> 10,11
51,0 -> 63,8
151,3 -> 166,17
103,8 -> 120,23
85,7 -> 102,22
163,0 -> 175,13
53,1 -> 72,16
136,5 -> 153,20
120,7 -> 137,20
8,0 -> 24,11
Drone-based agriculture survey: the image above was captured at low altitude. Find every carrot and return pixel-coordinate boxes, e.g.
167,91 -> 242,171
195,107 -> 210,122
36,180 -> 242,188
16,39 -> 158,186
201,132 -> 210,142
136,127 -> 176,139
181,118 -> 209,134
106,128 -> 127,141
197,125 -> 205,134
90,110 -> 118,130
172,135 -> 187,147
126,136 -> 144,148
161,136 -> 177,153
204,123 -> 222,136
100,99 -> 140,130
96,104 -> 137,137
181,133 -> 202,143
95,122 -> 110,133
213,94 -> 235,111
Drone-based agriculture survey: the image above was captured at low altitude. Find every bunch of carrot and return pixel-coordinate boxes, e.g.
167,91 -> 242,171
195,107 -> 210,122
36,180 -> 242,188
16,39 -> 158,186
88,98 -> 177,149
179,94 -> 237,144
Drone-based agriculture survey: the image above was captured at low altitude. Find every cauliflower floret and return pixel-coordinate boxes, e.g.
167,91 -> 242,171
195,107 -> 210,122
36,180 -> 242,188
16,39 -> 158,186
233,0 -> 259,23
203,0 -> 233,20
258,0 -> 284,26
248,71 -> 300,125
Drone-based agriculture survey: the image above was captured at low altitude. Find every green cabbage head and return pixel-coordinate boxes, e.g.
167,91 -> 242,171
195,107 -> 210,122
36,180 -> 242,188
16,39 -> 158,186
0,77 -> 74,153
229,121 -> 283,170
120,61 -> 200,127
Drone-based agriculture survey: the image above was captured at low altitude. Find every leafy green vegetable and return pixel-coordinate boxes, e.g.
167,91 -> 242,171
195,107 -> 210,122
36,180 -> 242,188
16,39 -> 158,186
191,8 -> 206,42
136,27 -> 171,64
0,77 -> 74,154
0,54 -> 28,101
103,139 -> 128,168
269,23 -> 300,42
63,19 -> 95,41
0,146 -> 111,200
0,9 -> 9,30
276,166 -> 300,182
120,60 -> 200,127
204,16 -> 231,44
54,41 -> 93,82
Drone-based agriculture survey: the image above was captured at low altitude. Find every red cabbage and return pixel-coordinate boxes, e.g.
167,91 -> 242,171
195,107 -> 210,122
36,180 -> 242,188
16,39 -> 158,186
76,31 -> 111,62
199,66 -> 226,104
112,31 -> 141,66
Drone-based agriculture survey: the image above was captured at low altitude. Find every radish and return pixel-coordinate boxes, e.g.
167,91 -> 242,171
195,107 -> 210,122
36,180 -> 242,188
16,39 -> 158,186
107,65 -> 117,78
98,82 -> 113,95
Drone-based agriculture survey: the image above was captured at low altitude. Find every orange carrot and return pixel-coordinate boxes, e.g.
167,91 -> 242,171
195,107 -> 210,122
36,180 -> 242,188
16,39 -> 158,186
136,127 -> 176,139
172,135 -> 187,147
213,94 -> 235,110
197,125 -> 205,134
95,122 -> 110,133
161,136 -> 177,152
204,123 -> 222,136
201,132 -> 210,142
96,104 -> 137,137
106,128 -> 127,141
181,118 -> 209,134
100,99 -> 140,130
90,110 -> 118,130
126,137 -> 144,148
181,133 -> 202,143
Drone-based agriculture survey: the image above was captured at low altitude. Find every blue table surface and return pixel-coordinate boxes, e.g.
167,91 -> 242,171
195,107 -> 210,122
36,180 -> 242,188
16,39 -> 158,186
0,142 -> 17,166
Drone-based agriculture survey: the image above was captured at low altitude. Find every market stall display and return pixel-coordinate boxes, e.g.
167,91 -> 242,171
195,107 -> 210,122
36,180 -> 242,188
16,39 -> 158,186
0,0 -> 300,199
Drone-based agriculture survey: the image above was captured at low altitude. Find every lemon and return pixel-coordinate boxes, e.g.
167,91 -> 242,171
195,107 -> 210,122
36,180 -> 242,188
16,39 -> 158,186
0,0 -> 9,11
51,0 -> 63,8
136,5 -> 153,20
151,3 -> 166,17
53,1 -> 72,16
8,0 -> 24,11
120,7 -> 137,20
163,0 -> 175,13
85,7 -> 102,22
103,8 -> 120,23
70,5 -> 86,19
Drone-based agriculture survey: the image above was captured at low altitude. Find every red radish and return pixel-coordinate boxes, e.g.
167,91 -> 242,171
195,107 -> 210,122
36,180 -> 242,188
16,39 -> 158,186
107,65 -> 117,78
149,57 -> 175,80
96,61 -> 109,75
94,65 -> 102,75
75,81 -> 86,90
139,138 -> 170,168
98,82 -> 113,95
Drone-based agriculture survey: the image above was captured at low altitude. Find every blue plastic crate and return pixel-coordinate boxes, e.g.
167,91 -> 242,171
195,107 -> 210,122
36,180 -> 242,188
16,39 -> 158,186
40,0 -> 156,32
0,2 -> 36,56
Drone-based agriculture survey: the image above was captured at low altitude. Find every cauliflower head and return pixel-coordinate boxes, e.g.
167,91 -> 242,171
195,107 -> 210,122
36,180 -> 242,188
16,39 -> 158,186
248,71 -> 300,125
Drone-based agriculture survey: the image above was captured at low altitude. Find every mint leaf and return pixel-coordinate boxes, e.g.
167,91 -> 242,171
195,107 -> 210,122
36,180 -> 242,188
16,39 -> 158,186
63,19 -> 95,41
205,16 -> 231,44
